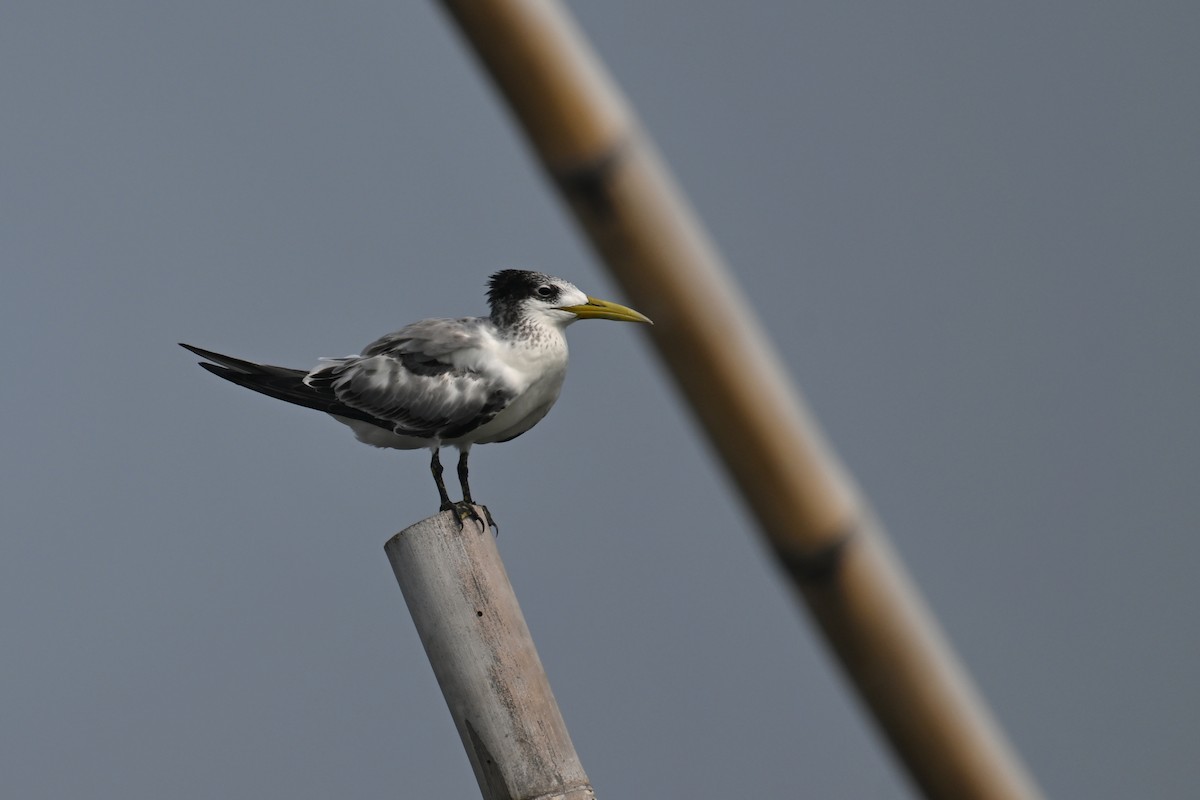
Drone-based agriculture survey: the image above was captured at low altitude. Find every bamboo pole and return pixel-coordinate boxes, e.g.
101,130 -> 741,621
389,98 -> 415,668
385,509 -> 595,800
432,2 -> 1044,798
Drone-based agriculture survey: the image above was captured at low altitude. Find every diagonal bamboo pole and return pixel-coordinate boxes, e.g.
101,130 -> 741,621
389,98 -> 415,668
432,2 -> 1044,798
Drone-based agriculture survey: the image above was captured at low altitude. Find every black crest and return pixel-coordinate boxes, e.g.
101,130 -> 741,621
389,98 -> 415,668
487,270 -> 556,304
487,270 -> 561,326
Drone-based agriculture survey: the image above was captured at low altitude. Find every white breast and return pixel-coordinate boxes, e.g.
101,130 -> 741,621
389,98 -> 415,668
455,327 -> 569,445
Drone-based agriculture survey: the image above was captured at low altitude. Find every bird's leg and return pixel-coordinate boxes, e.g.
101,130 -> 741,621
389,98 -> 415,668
430,448 -> 454,512
454,449 -> 497,533
457,449 -> 475,506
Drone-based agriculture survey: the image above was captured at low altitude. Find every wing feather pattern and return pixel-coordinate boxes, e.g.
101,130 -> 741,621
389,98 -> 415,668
305,318 -> 515,440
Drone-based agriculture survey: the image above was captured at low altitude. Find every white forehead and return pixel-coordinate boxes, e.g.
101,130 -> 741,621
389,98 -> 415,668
552,280 -> 587,305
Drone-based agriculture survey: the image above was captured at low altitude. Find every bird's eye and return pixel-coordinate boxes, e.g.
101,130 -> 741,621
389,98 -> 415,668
535,285 -> 554,298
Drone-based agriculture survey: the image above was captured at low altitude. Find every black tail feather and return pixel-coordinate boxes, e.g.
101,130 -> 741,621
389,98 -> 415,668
179,343 -> 299,378
181,343 -> 388,429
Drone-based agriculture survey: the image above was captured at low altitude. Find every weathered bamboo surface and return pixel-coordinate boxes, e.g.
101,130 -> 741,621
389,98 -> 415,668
385,509 -> 595,800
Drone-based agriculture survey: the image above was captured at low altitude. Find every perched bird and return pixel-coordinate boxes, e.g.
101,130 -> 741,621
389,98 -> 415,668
181,269 -> 652,528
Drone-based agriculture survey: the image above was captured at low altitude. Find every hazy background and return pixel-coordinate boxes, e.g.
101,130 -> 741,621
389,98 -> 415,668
4,2 -> 1198,797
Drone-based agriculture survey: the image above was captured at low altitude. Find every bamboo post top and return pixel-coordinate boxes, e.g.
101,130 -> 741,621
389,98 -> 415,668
385,509 -> 595,800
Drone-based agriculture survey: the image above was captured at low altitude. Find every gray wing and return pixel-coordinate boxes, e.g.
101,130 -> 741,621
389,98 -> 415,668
305,318 -> 515,440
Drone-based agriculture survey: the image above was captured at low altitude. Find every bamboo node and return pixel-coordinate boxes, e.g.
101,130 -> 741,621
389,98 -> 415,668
552,135 -> 632,219
776,523 -> 858,584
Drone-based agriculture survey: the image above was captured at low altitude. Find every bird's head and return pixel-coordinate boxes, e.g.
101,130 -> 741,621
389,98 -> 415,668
487,269 -> 653,330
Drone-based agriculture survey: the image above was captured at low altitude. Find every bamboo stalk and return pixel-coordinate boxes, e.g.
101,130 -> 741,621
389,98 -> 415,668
432,2 -> 1044,798
385,509 -> 595,800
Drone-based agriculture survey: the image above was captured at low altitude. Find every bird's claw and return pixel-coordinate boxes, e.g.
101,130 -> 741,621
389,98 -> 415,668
446,501 -> 498,535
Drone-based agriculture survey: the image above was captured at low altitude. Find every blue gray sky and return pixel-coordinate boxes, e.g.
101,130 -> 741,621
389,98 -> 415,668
3,3 -> 1198,797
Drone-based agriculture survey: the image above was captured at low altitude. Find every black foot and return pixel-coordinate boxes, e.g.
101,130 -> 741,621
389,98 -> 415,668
446,501 -> 498,534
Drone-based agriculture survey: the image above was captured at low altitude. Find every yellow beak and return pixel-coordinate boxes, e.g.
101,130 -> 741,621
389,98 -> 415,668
558,296 -> 653,325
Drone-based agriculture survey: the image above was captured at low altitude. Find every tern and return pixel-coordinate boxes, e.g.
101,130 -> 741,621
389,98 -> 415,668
181,269 -> 652,528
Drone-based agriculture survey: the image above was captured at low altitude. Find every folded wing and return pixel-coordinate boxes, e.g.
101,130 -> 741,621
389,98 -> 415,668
307,318 -> 515,440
